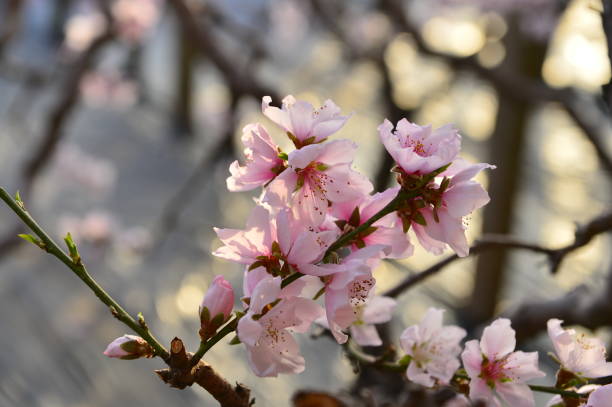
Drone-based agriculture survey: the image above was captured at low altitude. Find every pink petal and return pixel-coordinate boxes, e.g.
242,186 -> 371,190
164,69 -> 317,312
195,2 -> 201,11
350,324 -> 382,347
480,318 -> 516,360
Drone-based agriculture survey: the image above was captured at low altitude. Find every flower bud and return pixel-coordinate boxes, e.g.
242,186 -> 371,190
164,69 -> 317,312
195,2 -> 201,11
103,334 -> 153,360
199,275 -> 234,340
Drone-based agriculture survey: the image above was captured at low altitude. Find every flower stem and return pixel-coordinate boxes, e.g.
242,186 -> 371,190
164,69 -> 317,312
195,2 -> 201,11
0,187 -> 169,360
190,316 -> 238,366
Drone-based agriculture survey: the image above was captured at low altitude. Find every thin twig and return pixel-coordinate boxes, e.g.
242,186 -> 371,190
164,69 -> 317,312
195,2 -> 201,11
0,188 -> 169,359
0,188 -> 251,407
384,213 -> 612,298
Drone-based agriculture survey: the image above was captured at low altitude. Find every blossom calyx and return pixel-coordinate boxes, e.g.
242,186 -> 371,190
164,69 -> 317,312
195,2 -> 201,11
103,334 -> 154,360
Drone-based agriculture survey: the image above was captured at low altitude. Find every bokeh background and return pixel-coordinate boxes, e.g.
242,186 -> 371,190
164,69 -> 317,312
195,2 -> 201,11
0,0 -> 611,405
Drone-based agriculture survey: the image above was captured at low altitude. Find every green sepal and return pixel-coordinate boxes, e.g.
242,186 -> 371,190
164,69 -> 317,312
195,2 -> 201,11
302,136 -> 316,146
439,177 -> 450,192
413,211 -> 427,226
348,206 -> 361,226
277,151 -> 289,161
312,286 -> 326,300
229,335 -> 242,345
248,261 -> 265,271
120,340 -> 140,354
294,173 -> 305,192
119,354 -> 141,360
314,162 -> 328,171
355,239 -> 366,249
200,306 -> 211,324
432,207 -> 440,223
397,354 -> 412,367
210,313 -> 226,328
271,241 -> 282,257
334,219 -> 348,230
401,216 -> 411,233
287,132 -> 301,148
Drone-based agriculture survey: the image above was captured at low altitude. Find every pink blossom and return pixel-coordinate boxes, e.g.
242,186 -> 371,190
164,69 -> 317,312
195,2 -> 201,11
103,334 -> 153,359
213,205 -> 337,277
347,295 -> 396,346
317,294 -> 397,346
330,187 -> 413,259
55,145 -> 117,195
262,95 -> 349,147
408,159 -> 494,257
200,276 -> 234,323
461,318 -> 545,407
378,118 -> 461,175
112,0 -> 161,43
587,384 -> 612,406
236,276 -> 323,377
309,245 -> 389,343
263,139 -> 373,225
400,308 -> 466,387
226,123 -> 285,192
547,319 -> 612,378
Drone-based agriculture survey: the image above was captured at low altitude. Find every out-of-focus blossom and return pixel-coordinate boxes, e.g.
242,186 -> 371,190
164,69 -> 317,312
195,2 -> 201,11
112,0 -> 161,43
65,11 -> 106,52
547,319 -> 612,379
236,276 -> 323,377
81,71 -> 138,108
227,123 -> 285,192
55,145 -> 117,195
262,95 -> 349,147
378,118 -> 461,176
58,211 -> 116,245
103,334 -> 153,359
263,139 -> 373,225
439,0 -> 559,41
461,318 -> 545,407
117,226 -> 152,253
213,206 -> 337,278
331,187 -> 412,259
400,308 -> 466,387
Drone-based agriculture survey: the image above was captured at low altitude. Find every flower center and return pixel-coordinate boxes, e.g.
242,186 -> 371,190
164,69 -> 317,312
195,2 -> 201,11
479,357 -> 509,387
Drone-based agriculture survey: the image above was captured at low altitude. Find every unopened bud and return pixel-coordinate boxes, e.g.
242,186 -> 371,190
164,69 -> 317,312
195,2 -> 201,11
199,275 -> 234,340
103,334 -> 153,360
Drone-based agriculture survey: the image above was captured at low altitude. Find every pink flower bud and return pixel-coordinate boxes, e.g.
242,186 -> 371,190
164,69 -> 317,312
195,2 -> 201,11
103,334 -> 153,360
199,276 -> 234,334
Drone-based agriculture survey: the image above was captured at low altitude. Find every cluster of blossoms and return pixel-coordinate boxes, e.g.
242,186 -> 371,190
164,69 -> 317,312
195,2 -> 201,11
102,96 -> 612,405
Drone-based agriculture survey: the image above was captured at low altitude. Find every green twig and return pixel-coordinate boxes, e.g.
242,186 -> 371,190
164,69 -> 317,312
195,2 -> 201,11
190,316 -> 239,366
0,187 -> 169,360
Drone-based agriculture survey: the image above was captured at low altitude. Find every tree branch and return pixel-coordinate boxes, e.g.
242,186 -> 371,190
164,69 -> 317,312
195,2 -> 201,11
0,188 -> 251,406
384,211 -> 612,298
